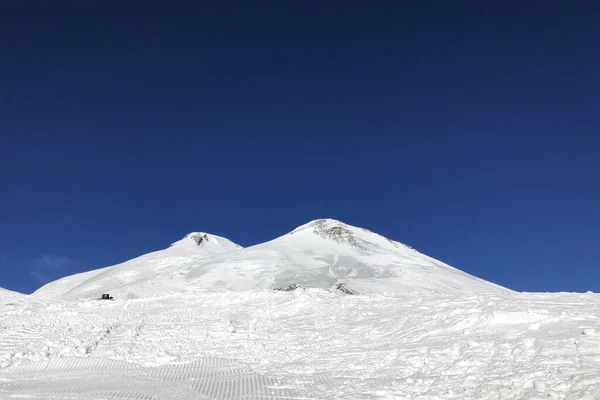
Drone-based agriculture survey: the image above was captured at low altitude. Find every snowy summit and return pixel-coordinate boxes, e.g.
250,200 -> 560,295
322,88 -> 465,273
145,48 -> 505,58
33,219 -> 508,300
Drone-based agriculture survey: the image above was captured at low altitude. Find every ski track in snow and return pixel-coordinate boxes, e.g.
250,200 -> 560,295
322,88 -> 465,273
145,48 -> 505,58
2,357 -> 303,399
2,290 -> 600,399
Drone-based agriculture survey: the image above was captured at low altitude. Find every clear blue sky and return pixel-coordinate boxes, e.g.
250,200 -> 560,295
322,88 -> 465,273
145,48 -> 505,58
1,1 -> 598,294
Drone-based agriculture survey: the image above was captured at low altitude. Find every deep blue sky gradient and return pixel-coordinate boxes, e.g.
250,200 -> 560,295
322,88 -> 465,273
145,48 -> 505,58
1,1 -> 599,294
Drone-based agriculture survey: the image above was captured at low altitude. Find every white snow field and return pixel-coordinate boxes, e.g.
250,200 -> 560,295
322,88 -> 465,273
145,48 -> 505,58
1,219 -> 599,399
2,290 -> 600,399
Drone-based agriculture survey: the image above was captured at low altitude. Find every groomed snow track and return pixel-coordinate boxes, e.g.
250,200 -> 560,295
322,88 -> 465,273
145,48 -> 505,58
1,357 -> 307,399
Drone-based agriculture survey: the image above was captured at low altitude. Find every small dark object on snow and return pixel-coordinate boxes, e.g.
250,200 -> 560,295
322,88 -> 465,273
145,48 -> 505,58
100,293 -> 114,300
274,284 -> 300,292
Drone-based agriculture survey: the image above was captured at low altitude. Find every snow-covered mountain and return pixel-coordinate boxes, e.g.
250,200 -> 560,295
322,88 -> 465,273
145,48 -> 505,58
33,219 -> 508,300
3,220 -> 600,399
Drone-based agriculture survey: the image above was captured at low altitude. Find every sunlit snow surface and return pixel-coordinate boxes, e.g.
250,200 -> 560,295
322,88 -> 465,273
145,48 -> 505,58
2,289 -> 600,399
3,220 -> 599,399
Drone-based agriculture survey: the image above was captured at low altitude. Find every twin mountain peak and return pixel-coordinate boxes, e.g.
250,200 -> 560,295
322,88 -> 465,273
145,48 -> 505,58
33,218 -> 511,300
174,219 -> 415,253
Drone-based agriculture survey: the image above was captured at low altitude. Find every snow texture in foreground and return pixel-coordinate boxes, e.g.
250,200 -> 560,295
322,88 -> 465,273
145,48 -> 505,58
33,219 -> 509,300
1,290 -> 600,399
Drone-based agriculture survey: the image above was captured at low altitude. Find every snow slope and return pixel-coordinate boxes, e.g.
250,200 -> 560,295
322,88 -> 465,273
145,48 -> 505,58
33,232 -> 243,300
2,289 -> 600,399
33,219 -> 508,300
0,287 -> 23,301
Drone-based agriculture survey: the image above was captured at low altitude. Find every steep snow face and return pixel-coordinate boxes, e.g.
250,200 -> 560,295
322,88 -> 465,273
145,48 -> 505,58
33,220 -> 509,300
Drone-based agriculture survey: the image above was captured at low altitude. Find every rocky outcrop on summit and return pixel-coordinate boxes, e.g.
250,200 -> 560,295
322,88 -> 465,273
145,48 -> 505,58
311,220 -> 366,249
289,219 -> 417,253
188,233 -> 209,245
